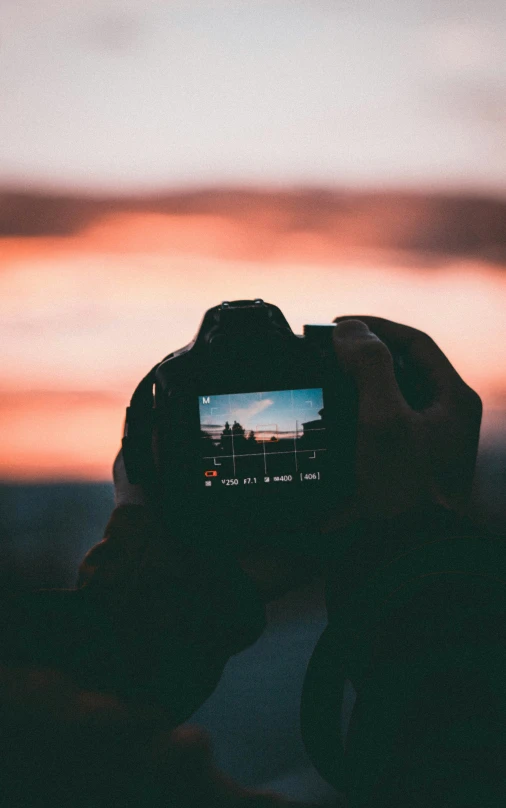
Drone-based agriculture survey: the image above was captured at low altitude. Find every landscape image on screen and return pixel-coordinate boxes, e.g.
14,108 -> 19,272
198,388 -> 326,487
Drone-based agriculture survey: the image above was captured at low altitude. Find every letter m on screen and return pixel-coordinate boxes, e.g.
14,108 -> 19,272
202,397 -> 210,404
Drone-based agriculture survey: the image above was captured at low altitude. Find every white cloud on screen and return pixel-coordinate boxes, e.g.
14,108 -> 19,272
230,398 -> 273,422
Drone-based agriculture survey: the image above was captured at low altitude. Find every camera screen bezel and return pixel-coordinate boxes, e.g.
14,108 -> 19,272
155,352 -> 355,554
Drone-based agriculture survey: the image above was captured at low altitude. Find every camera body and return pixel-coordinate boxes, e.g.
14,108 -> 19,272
122,299 -> 358,557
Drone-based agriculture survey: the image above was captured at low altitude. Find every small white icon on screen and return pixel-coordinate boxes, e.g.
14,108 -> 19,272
264,476 -> 270,483
205,480 -> 212,487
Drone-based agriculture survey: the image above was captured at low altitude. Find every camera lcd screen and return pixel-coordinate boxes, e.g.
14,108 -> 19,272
198,388 -> 326,489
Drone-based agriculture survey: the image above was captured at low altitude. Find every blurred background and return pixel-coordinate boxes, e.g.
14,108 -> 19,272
1,0 -> 505,802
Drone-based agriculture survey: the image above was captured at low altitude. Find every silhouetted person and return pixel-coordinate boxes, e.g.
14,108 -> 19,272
0,316 -> 501,808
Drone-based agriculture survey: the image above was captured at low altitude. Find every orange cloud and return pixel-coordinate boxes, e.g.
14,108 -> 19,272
1,190 -> 505,480
1,189 -> 505,265
0,391 -> 125,481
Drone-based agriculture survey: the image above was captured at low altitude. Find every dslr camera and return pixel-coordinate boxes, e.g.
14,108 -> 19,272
122,298 -> 420,558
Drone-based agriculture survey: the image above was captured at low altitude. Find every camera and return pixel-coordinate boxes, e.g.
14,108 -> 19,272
122,299 -> 422,558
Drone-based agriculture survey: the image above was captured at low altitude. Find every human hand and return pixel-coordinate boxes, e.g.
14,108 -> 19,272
324,316 -> 482,526
247,316 -> 482,596
113,445 -> 148,507
318,316 -> 483,605
77,451 -> 267,723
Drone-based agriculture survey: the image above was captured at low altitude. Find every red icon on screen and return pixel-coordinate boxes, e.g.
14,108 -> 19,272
205,470 -> 218,477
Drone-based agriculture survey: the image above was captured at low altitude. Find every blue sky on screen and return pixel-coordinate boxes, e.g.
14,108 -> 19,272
199,388 -> 324,437
1,0 -> 505,193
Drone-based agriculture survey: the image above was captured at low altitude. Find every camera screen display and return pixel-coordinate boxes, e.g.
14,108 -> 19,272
198,388 -> 327,489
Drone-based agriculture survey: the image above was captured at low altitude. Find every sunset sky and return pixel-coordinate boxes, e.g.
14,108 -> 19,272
1,209 -> 505,480
1,1 -> 505,481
